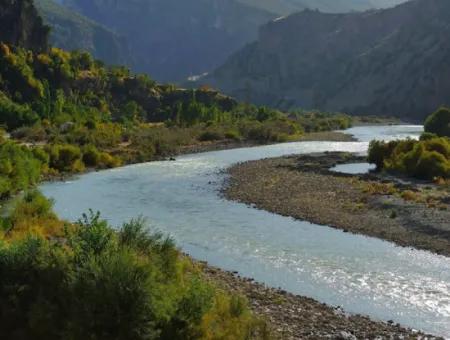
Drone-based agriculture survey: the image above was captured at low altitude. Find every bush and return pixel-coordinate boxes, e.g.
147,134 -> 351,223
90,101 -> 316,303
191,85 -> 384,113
98,152 -> 122,168
198,129 -> 224,142
10,190 -> 56,224
82,145 -> 101,167
0,142 -> 42,198
0,212 -> 266,339
0,92 -> 39,130
224,130 -> 241,140
47,144 -> 84,173
424,107 -> 450,137
368,136 -> 450,180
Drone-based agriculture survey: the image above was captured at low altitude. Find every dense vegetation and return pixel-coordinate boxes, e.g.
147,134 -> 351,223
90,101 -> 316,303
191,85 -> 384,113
368,108 -> 450,180
0,193 -> 269,339
0,141 -> 42,198
0,39 -> 354,198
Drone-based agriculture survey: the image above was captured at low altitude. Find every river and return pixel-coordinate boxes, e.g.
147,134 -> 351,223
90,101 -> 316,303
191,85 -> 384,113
41,125 -> 450,337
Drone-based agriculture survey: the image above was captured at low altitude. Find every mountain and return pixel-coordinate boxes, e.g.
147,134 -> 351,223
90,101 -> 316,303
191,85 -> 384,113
201,0 -> 450,120
34,0 -> 130,65
61,0 -> 274,82
38,0 -> 407,82
0,0 -> 49,52
235,0 -> 407,15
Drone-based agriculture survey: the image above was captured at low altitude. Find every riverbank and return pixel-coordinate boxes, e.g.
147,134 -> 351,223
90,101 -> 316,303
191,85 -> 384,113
37,131 -> 355,183
177,131 -> 356,156
197,261 -> 438,339
223,153 -> 450,256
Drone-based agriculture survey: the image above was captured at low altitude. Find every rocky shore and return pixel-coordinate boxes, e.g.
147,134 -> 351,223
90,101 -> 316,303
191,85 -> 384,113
223,153 -> 450,256
197,262 -> 439,339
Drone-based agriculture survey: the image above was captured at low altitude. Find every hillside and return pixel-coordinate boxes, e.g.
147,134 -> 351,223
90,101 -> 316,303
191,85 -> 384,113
0,0 -> 49,51
34,0 -> 130,65
62,0 -> 274,82
202,0 -> 450,120
39,0 -> 407,82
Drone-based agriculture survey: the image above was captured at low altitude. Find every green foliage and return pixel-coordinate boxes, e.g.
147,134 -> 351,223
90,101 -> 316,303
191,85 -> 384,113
0,41 -> 350,189
368,109 -> 450,180
0,211 -> 265,339
368,140 -> 398,168
0,142 -> 42,198
239,118 -> 303,143
368,137 -> 450,180
198,129 -> 225,142
0,92 -> 39,130
290,110 -> 353,133
81,144 -> 100,167
46,144 -> 84,173
11,190 -> 56,224
424,107 -> 450,137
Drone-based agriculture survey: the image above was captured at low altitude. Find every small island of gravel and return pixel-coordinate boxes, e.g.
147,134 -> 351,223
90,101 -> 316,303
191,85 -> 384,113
223,152 -> 450,256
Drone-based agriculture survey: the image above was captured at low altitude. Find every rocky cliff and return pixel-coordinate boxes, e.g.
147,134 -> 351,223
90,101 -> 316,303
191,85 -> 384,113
0,0 -> 49,51
203,0 -> 450,120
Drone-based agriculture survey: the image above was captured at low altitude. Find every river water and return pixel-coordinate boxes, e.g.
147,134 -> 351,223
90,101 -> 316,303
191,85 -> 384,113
41,125 -> 450,337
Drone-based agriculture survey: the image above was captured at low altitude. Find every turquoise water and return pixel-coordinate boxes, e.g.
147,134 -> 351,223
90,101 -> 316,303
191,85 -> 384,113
41,125 -> 450,337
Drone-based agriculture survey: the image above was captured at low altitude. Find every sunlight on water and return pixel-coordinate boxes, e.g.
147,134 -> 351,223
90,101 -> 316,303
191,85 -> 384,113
41,125 -> 450,337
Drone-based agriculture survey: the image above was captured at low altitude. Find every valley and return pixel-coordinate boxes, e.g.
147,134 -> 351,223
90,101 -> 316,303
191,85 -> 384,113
1,0 -> 449,339
40,125 -> 450,338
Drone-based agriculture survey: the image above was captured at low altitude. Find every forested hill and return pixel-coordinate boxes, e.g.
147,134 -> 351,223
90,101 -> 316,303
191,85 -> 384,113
200,0 -> 450,120
0,0 -> 49,51
34,0 -> 131,65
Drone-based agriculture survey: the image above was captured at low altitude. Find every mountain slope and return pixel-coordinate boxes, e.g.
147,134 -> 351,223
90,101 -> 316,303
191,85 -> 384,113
62,0 -> 274,82
34,0 -> 130,65
202,0 -> 450,120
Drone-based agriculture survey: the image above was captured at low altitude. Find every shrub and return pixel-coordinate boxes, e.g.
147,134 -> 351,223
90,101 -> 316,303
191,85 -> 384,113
424,107 -> 450,137
0,212 -> 266,339
82,145 -> 101,167
368,136 -> 450,180
11,191 -> 56,224
198,129 -> 224,142
47,144 -> 84,173
414,150 -> 450,179
98,152 -> 122,168
224,130 -> 241,140
0,142 -> 42,198
0,92 -> 39,130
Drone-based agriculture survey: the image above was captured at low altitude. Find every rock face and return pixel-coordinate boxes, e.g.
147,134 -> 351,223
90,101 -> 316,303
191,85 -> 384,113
62,0 -> 274,82
0,0 -> 49,51
203,0 -> 450,120
34,0 -> 131,65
